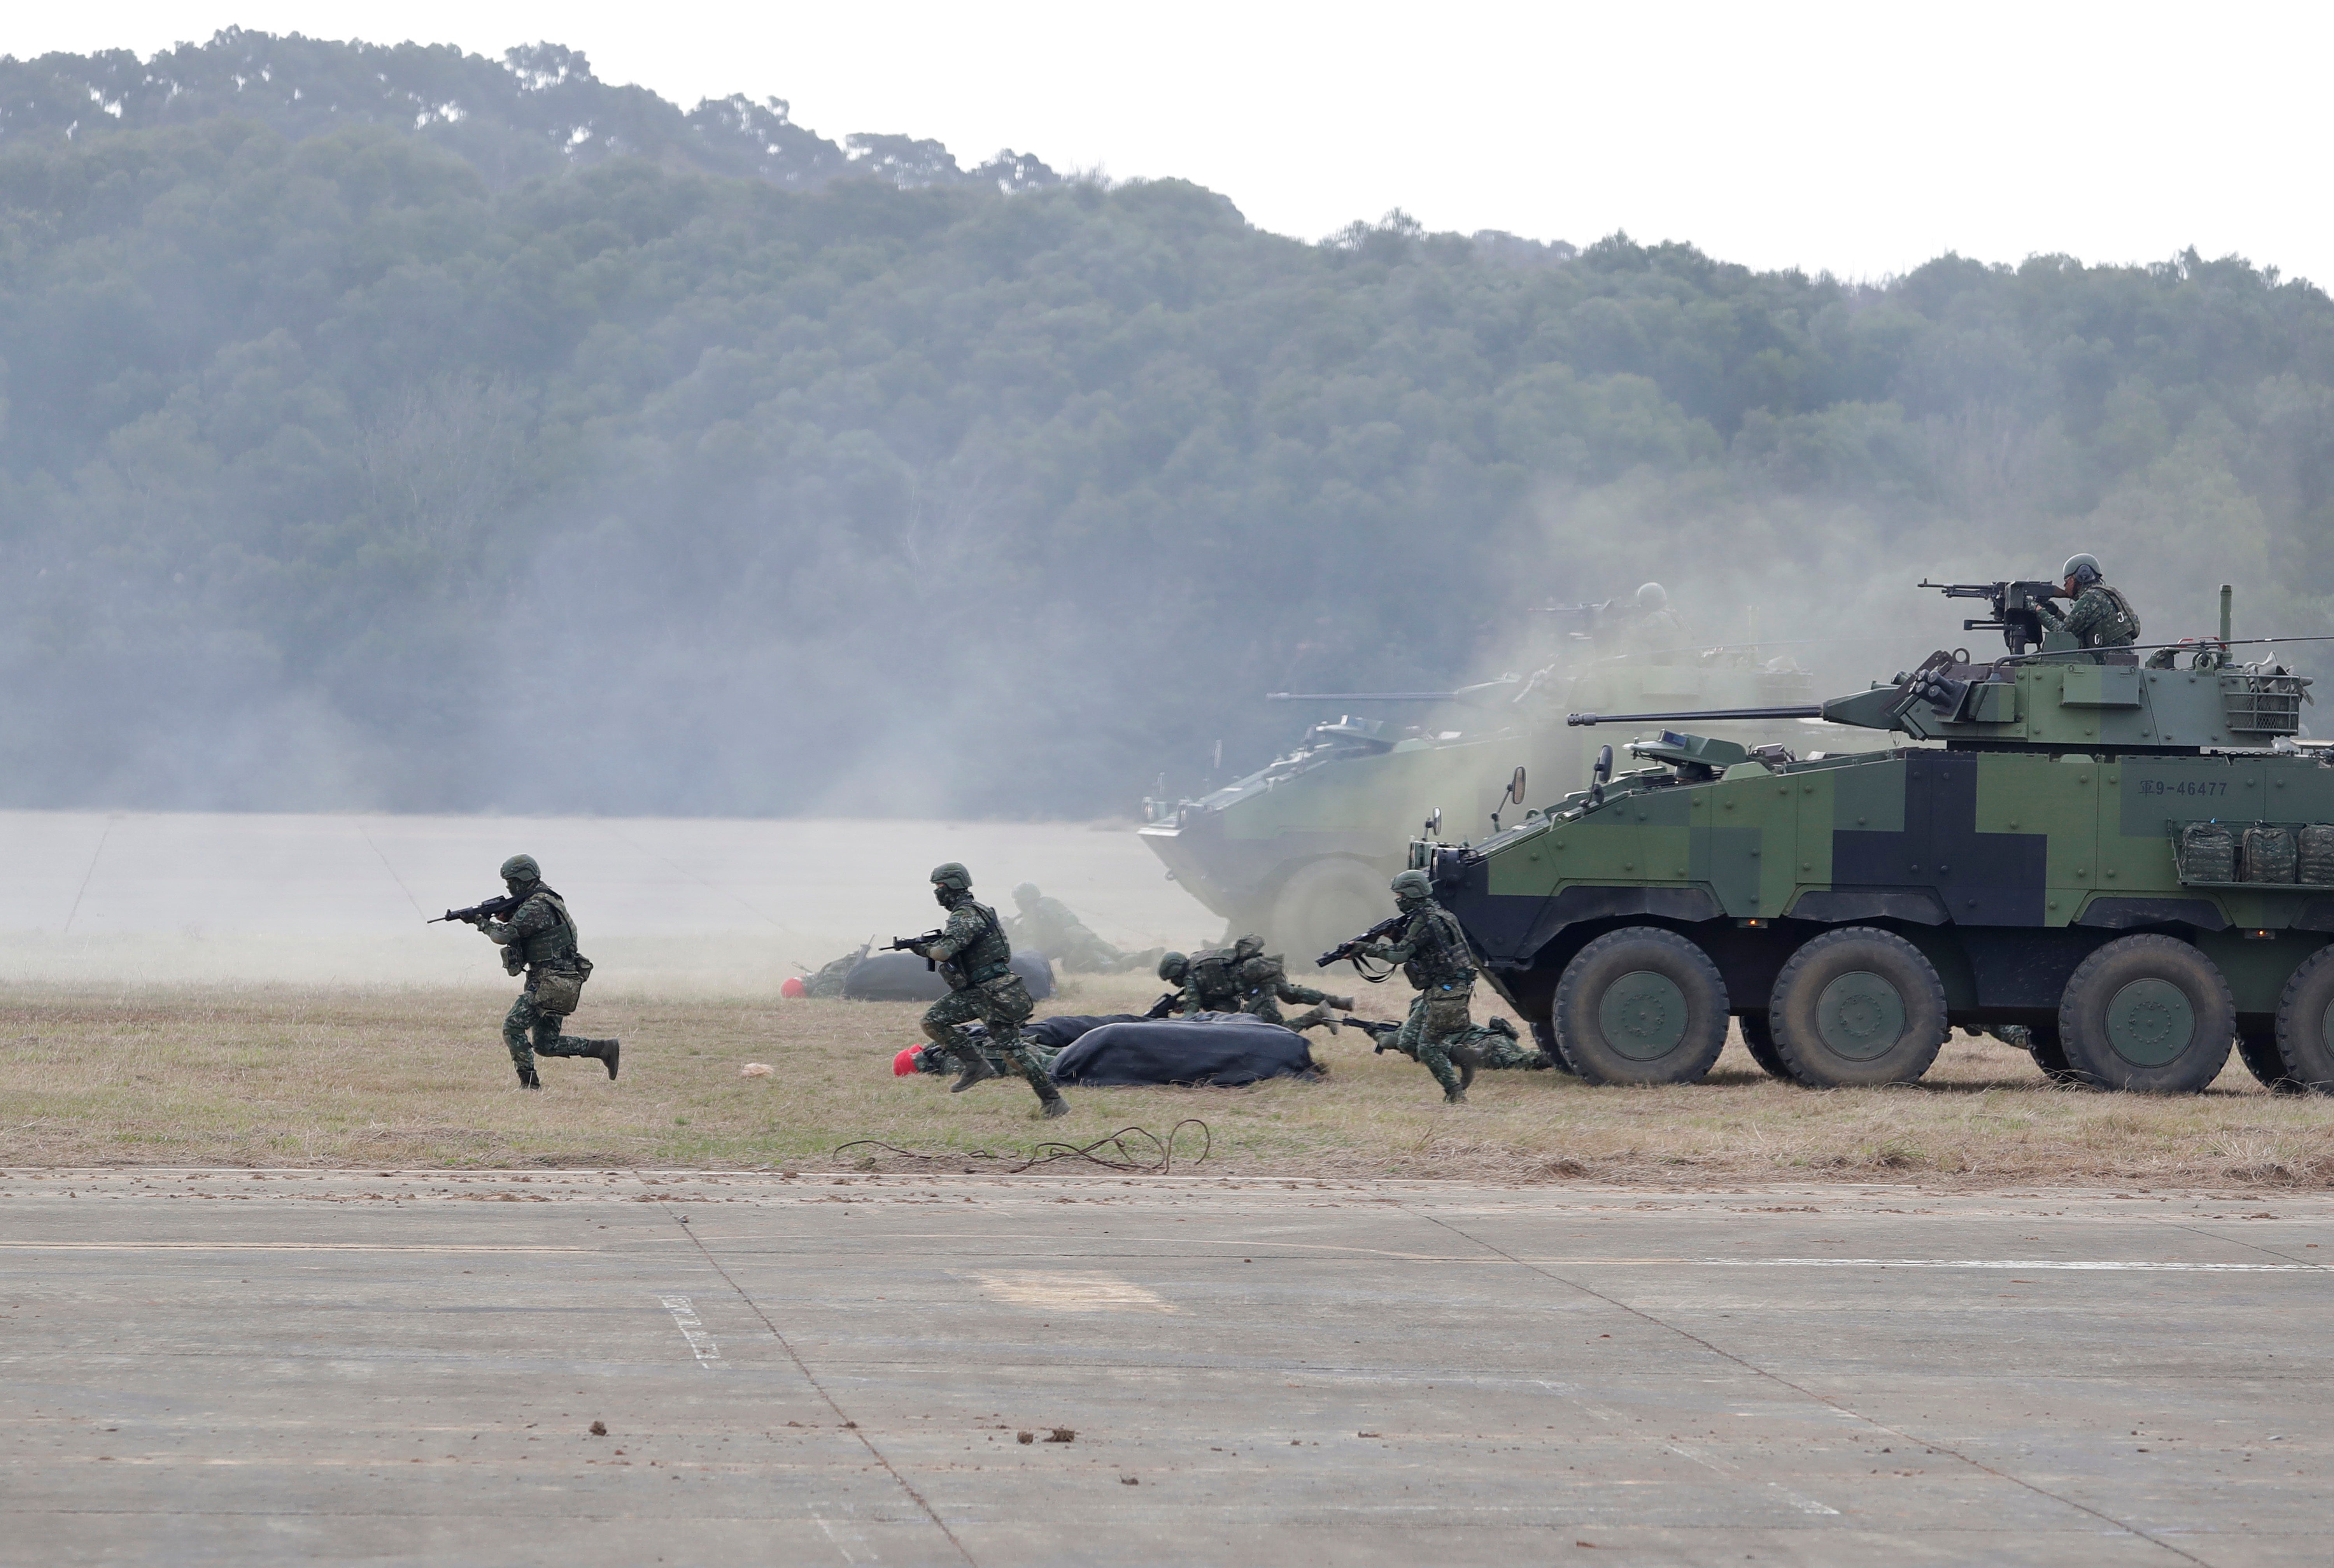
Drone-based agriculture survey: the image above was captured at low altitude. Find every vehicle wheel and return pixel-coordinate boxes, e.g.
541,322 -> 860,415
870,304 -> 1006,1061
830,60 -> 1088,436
1270,858 -> 1389,972
1736,1013 -> 1790,1080
2235,1029 -> 2303,1095
1550,927 -> 1729,1086
2057,934 -> 2234,1093
2025,1024 -> 2083,1087
2271,944 -> 2334,1094
1528,1015 -> 1580,1077
1767,928 -> 1949,1087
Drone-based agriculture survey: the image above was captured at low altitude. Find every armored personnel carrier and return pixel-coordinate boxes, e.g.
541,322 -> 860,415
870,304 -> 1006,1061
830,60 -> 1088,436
1139,599 -> 1821,961
1411,581 -> 2334,1093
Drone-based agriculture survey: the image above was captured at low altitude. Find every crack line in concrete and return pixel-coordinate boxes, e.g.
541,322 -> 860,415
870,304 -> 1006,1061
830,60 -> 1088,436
1402,1202 -> 2211,1566
654,1199 -> 976,1566
2143,1212 -> 2332,1271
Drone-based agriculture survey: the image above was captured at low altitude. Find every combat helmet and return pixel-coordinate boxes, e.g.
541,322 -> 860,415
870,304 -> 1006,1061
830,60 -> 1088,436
930,862 -> 973,891
1011,882 -> 1041,905
500,854 -> 541,884
2061,553 -> 2103,588
1635,581 -> 1669,611
1157,951 -> 1189,982
1391,868 -> 1432,901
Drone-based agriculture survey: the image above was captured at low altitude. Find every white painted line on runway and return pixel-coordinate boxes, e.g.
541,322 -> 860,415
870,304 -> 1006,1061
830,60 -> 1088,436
966,1270 -> 1180,1312
0,1242 -> 586,1252
658,1295 -> 724,1366
811,1503 -> 875,1564
1698,1258 -> 2327,1272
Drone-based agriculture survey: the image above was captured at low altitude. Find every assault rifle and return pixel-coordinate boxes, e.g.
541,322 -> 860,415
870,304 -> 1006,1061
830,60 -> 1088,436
1142,991 -> 1181,1020
1917,579 -> 2065,656
888,930 -> 945,971
429,892 -> 524,926
1318,912 -> 1409,976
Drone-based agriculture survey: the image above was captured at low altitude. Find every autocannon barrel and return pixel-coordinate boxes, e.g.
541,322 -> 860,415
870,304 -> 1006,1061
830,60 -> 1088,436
1566,706 -> 1824,727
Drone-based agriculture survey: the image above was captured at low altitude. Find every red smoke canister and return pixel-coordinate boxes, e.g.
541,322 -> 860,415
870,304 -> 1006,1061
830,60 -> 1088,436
780,976 -> 807,998
892,1047 -> 920,1077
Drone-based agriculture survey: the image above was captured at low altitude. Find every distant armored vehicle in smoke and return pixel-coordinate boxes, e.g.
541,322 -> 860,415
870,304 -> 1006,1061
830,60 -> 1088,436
1139,591 -> 1822,960
1411,580 -> 2334,1095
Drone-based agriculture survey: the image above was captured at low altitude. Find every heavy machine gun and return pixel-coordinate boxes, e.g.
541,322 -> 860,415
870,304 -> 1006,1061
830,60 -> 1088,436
1916,579 -> 2066,655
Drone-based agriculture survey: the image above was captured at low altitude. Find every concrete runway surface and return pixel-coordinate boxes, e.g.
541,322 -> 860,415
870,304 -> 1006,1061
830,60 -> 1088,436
4,1172 -> 2325,1566
0,810 -> 1204,990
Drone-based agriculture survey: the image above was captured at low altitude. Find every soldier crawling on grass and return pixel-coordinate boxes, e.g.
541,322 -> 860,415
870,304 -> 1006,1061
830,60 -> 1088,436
460,854 -> 619,1090
1233,938 -> 1354,1034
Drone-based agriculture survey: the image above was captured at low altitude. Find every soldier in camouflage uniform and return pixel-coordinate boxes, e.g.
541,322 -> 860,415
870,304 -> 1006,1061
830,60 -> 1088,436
911,863 -> 1069,1119
1353,870 -> 1482,1102
1006,884 -> 1161,974
1348,1013 -> 1552,1072
1234,940 -> 1354,1034
1174,943 -> 1251,1016
468,854 -> 619,1089
2035,553 -> 2140,662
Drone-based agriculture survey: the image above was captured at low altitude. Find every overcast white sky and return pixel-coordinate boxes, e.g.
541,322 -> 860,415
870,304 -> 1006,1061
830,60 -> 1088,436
12,2 -> 2328,284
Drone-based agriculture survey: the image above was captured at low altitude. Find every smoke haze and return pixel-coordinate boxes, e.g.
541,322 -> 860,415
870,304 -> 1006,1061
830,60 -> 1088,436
2,33 -> 2331,831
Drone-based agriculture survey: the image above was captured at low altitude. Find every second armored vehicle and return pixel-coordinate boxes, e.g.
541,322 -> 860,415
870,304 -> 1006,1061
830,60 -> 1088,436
1141,594 -> 1821,959
1413,582 -> 2332,1093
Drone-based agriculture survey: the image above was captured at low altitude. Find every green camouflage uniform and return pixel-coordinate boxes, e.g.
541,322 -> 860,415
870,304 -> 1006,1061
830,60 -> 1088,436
1178,947 -> 1249,1017
2037,584 -> 2140,661
1237,950 -> 1347,1032
1363,900 -> 1479,1100
918,899 -> 1053,1103
1008,889 -> 1156,974
480,888 -> 616,1076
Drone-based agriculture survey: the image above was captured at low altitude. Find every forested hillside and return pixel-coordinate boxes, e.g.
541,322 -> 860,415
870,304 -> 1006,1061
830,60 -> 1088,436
2,33 -> 2332,817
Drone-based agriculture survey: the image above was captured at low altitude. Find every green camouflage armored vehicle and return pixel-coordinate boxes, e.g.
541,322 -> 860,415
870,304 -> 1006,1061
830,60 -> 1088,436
1140,596 -> 1821,960
1411,581 -> 2334,1094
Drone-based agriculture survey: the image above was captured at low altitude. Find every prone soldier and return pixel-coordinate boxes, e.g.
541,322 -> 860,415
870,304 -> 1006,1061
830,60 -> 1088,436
906,863 -> 1069,1119
1006,884 -> 1161,974
1234,941 -> 1353,1034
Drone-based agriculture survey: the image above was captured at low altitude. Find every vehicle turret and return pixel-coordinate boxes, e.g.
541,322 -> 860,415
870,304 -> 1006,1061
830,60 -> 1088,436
1569,646 -> 2309,753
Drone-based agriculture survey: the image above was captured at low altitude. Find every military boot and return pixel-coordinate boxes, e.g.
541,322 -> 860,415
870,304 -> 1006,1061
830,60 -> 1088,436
1038,1091 -> 1071,1119
1449,1043 -> 1481,1092
950,1055 -> 999,1093
516,1065 -> 542,1090
1286,1003 -> 1340,1034
583,1038 -> 620,1080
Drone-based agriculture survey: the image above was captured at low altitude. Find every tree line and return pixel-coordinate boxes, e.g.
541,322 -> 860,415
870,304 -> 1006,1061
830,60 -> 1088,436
1,32 -> 2329,816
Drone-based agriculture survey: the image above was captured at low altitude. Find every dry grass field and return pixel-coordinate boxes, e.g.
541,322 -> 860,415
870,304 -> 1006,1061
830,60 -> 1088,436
2,971 -> 2330,1188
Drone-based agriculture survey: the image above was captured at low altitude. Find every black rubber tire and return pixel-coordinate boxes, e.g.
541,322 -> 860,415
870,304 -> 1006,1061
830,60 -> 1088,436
2271,944 -> 2334,1094
2025,1024 -> 2083,1087
2057,934 -> 2234,1093
1766,927 -> 1949,1088
1736,1013 -> 1791,1080
1528,1015 -> 1581,1078
2236,1029 -> 2304,1095
1550,927 -> 1729,1086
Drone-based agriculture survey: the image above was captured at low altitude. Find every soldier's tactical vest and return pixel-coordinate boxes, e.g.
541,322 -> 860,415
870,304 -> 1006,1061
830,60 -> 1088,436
1186,949 -> 1244,1010
2093,585 -> 2141,646
944,901 -> 1013,988
518,889 -> 583,971
1400,905 -> 1477,992
1237,953 -> 1284,1000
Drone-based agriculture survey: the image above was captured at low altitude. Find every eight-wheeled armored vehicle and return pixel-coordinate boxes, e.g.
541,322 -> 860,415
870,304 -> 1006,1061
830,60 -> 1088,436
1411,582 -> 2334,1093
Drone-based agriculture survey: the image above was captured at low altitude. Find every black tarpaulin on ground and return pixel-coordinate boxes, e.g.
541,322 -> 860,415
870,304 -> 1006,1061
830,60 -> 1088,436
1047,1012 -> 1318,1087
843,950 -> 1055,1001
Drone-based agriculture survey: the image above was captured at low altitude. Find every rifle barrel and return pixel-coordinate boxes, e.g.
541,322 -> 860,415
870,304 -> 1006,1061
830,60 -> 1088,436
1567,706 -> 1824,727
1267,691 -> 1473,702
